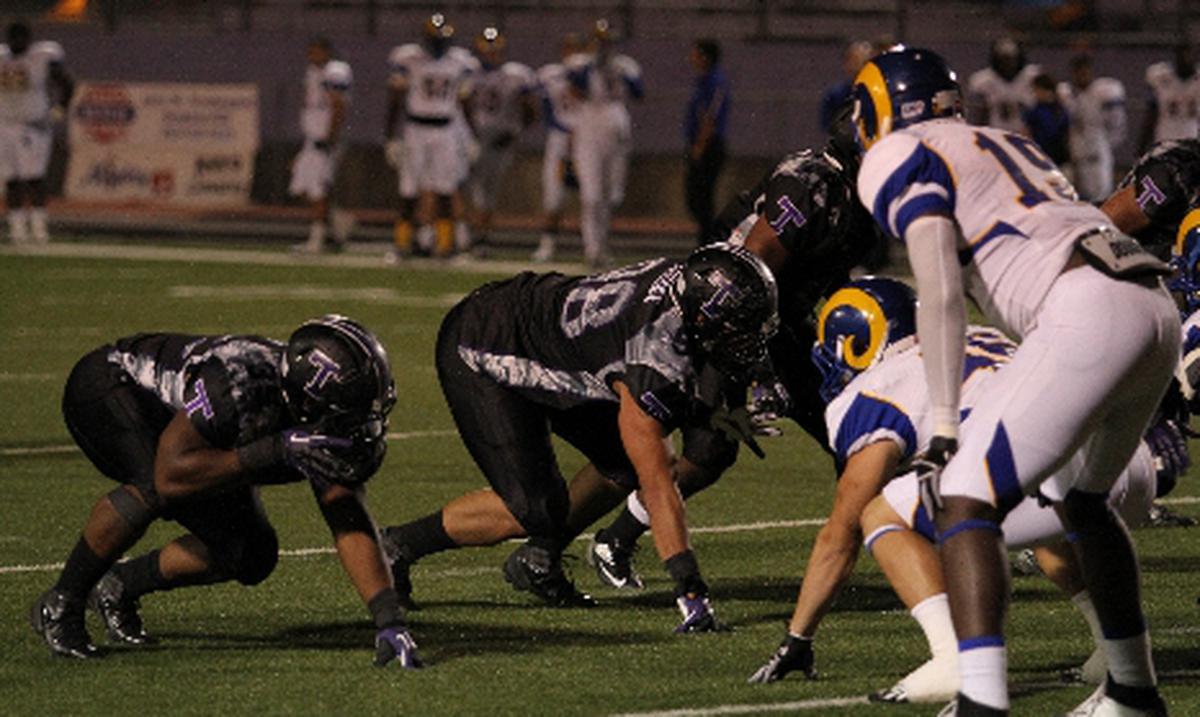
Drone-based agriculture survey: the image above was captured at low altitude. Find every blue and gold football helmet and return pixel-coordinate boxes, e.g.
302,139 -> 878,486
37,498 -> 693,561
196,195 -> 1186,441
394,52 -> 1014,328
852,47 -> 962,150
1169,208 -> 1200,317
811,277 -> 917,402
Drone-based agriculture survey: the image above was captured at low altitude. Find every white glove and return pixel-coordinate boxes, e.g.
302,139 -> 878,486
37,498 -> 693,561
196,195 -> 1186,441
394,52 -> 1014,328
384,139 -> 405,169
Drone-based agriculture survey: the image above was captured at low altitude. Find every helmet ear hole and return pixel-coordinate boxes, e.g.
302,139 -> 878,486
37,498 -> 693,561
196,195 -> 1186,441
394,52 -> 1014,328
813,277 -> 917,401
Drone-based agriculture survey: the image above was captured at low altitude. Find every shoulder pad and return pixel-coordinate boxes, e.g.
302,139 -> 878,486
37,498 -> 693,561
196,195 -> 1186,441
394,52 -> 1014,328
1146,61 -> 1172,85
33,41 -> 65,62
612,54 -> 642,77
324,60 -> 353,87
389,44 -> 424,66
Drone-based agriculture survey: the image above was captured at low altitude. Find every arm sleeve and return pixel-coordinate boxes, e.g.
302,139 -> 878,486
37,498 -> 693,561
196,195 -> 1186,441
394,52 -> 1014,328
905,214 -> 967,440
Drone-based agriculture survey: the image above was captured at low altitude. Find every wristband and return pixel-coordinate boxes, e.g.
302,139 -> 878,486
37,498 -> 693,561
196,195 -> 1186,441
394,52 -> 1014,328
665,550 -> 708,597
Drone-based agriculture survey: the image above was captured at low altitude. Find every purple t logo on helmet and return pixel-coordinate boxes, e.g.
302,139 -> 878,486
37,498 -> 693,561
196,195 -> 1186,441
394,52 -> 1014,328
302,349 -> 342,399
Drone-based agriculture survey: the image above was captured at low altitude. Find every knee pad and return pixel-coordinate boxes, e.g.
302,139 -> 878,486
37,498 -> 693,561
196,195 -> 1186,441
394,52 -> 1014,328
106,485 -> 159,530
1062,489 -> 1118,537
235,527 -> 279,586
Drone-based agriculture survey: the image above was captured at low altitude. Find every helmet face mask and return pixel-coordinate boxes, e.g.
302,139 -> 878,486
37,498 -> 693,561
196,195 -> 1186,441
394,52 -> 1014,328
1169,209 -> 1200,317
852,47 -> 962,150
811,277 -> 917,402
680,243 -> 780,383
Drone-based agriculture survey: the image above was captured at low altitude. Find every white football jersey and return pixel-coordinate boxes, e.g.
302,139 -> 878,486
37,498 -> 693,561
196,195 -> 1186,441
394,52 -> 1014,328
1059,77 -> 1126,159
966,64 -> 1040,135
389,43 -> 478,121
0,41 -> 64,124
825,327 -> 1015,465
537,60 -> 581,133
470,61 -> 536,138
858,118 -> 1109,338
565,51 -> 643,107
300,59 -> 352,141
1145,61 -> 1200,142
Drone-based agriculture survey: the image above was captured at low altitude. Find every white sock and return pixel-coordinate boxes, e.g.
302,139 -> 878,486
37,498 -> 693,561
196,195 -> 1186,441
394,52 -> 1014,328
330,208 -> 354,243
415,225 -> 435,253
8,208 -> 29,242
1104,632 -> 1156,687
911,593 -> 957,660
958,644 -> 1008,710
29,208 -> 48,242
626,492 -> 651,527
306,221 -> 325,249
1071,590 -> 1105,651
580,201 -> 610,264
455,221 -> 471,252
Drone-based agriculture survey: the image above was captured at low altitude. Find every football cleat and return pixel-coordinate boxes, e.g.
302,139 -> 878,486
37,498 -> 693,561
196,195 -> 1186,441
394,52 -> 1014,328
502,544 -> 595,607
88,571 -> 156,645
379,528 -> 419,611
30,589 -> 99,659
870,655 -> 959,703
1066,681 -> 1168,717
1061,647 -> 1108,685
1010,548 -> 1042,576
1146,501 -> 1197,527
935,693 -> 1009,716
586,531 -> 644,590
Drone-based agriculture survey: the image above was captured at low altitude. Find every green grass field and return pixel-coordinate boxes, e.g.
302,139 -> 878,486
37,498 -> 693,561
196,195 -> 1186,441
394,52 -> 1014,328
1,241 -> 1197,716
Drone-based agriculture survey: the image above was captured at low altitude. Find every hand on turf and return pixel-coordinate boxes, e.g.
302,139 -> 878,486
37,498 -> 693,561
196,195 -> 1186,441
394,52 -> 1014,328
280,429 -> 357,484
914,435 -> 957,519
374,625 -> 423,669
674,594 -> 726,634
747,634 -> 816,683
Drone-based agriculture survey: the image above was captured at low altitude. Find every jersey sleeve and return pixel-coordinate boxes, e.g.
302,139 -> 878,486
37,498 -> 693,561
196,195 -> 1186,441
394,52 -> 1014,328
762,161 -> 836,255
322,61 -> 353,92
858,132 -> 957,241
33,41 -> 65,64
181,359 -> 242,448
614,55 -> 644,99
622,365 -> 690,429
828,391 -> 918,466
506,62 -> 537,93
388,44 -> 419,85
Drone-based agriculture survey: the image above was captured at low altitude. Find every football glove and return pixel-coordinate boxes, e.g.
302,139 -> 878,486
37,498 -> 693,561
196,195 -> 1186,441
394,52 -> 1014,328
913,435 -> 957,519
1146,418 -> 1190,497
710,405 -> 767,459
373,625 -> 423,669
280,430 -> 357,484
747,378 -> 791,438
748,633 -> 816,683
674,594 -> 726,633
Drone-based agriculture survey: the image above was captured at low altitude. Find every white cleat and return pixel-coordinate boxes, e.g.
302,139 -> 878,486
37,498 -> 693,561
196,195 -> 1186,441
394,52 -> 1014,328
870,656 -> 959,704
1065,683 -> 1168,717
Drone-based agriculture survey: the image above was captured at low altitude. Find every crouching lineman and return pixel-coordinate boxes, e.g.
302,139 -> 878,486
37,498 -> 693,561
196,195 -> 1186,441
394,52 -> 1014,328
578,104 -> 886,591
852,47 -> 1176,715
381,243 -> 779,632
746,279 -> 1182,705
31,316 -> 421,669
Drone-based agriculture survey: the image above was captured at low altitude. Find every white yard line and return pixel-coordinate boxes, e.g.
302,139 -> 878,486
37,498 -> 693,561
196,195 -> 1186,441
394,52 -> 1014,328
609,696 -> 870,716
1,241 -> 584,276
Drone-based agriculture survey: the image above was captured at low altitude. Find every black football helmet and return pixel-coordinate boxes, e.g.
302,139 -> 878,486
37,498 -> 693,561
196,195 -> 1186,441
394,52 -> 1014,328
283,315 -> 396,458
680,243 -> 779,381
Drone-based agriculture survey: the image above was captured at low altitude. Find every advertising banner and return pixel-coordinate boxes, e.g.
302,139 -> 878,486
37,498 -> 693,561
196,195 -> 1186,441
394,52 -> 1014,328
66,82 -> 259,206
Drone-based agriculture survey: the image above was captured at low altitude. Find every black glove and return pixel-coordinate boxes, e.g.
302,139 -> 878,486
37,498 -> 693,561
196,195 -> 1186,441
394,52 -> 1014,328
710,405 -> 767,459
239,430 -> 356,485
913,435 -> 957,519
374,625 -> 423,669
748,633 -> 816,683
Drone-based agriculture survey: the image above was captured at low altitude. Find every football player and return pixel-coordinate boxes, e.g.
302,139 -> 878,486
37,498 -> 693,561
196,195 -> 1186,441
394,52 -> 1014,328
582,105 -> 887,591
0,21 -> 73,244
852,47 -> 1176,716
384,14 -> 479,260
564,19 -> 643,269
1137,41 -> 1200,153
966,37 -> 1039,135
531,32 -> 586,263
748,279 -> 1177,704
1101,138 -> 1200,258
290,36 -> 354,254
31,317 -> 421,669
465,27 -> 537,255
381,243 -> 779,632
1058,54 -> 1127,202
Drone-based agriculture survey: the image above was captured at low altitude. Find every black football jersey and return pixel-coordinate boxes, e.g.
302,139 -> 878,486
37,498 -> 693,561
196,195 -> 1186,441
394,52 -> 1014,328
1117,138 -> 1200,256
451,259 -> 697,428
107,333 -> 289,452
712,146 -> 885,327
